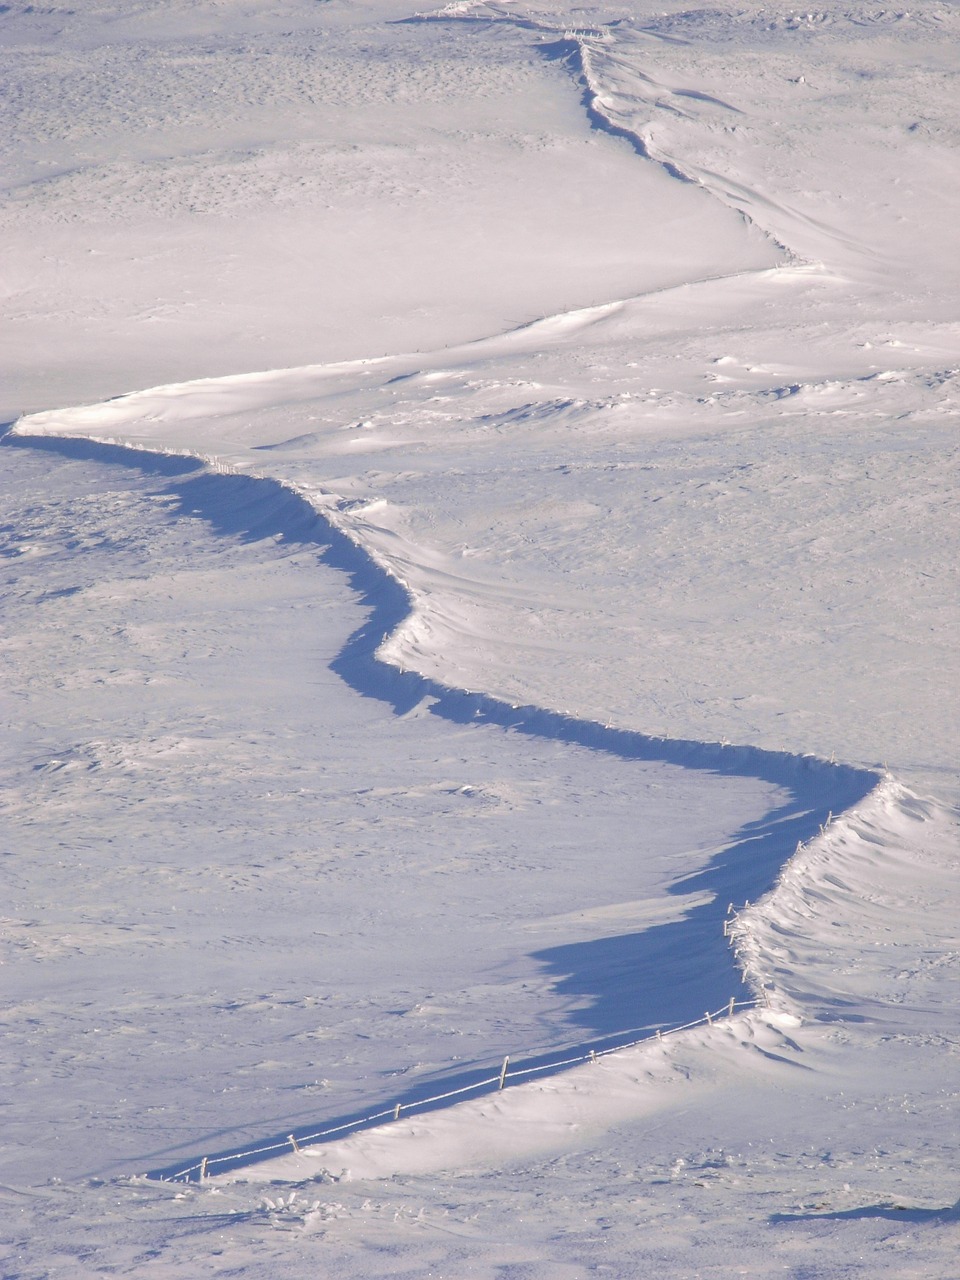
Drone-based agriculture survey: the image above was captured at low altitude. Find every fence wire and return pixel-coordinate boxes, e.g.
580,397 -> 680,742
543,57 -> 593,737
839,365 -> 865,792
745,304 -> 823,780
159,995 -> 760,1182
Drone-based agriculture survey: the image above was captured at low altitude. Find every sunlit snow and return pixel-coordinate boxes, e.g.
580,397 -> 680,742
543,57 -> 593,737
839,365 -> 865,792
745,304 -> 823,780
2,1 -> 958,1276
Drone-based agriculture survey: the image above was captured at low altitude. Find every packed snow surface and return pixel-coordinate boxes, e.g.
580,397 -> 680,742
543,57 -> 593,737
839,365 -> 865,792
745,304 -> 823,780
2,0 -> 958,1276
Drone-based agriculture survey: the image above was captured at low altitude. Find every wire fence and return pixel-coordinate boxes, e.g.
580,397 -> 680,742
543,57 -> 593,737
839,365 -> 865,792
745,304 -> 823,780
157,994 -> 762,1183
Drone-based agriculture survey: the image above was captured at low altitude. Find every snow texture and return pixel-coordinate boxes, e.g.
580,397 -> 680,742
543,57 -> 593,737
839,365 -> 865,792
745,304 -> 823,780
2,0 -> 958,1276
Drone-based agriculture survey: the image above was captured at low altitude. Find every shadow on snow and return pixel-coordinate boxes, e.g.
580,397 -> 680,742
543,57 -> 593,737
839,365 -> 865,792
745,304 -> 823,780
4,433 -> 878,1181
770,1201 -> 960,1225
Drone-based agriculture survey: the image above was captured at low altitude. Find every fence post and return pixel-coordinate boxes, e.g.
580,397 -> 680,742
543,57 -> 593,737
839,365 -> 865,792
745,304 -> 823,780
171,986 -> 792,1180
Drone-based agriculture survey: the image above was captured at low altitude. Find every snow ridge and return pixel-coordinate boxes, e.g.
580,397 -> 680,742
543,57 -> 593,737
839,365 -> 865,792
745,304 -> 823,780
6,426 -> 886,1177
406,4 -> 697,186
409,3 -> 796,259
728,774 -> 954,1019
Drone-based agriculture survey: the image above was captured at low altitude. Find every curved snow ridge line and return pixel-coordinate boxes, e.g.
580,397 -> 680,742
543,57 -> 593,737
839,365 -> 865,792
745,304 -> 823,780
552,34 -> 696,186
563,35 -> 799,264
7,424 -> 882,921
7,307 -> 630,433
410,4 -> 798,261
407,6 -> 696,183
727,775 -> 951,1018
6,425 -> 875,784
158,997 -> 763,1184
9,264 -> 820,444
5,428 -> 890,1175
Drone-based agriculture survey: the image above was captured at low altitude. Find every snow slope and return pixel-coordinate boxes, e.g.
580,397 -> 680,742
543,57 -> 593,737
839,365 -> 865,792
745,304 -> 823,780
3,0 -> 959,1276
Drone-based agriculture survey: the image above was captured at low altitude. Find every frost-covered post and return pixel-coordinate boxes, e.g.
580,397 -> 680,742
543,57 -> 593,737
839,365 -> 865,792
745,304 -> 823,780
498,1055 -> 510,1090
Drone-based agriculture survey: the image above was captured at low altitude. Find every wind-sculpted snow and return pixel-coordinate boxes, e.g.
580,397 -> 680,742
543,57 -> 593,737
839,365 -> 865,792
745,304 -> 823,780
4,0 -> 958,1269
404,10 -> 687,170
408,4 -> 787,245
413,1 -> 960,287
5,428 -> 880,1181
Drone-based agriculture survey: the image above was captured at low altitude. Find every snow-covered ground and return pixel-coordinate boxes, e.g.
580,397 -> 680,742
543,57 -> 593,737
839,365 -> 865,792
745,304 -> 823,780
3,1 -> 958,1276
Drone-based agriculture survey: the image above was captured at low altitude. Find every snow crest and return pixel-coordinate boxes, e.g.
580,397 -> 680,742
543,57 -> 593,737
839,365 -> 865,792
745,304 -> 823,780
7,422 -> 889,1177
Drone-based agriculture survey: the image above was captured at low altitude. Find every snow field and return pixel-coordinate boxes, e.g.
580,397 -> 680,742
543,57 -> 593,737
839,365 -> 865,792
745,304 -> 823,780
1,0 -> 774,418
0,440 -> 792,1185
3,0 -> 959,1275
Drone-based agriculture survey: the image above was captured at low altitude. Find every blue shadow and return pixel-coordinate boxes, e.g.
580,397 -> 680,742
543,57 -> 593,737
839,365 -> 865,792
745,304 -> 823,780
4,434 -> 879,1180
